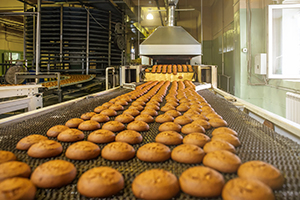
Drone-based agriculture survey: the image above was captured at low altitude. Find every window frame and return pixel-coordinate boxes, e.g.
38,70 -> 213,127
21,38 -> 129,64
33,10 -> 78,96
268,4 -> 300,79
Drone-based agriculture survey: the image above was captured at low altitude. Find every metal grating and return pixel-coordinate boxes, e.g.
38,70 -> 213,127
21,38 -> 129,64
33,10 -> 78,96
0,88 -> 300,199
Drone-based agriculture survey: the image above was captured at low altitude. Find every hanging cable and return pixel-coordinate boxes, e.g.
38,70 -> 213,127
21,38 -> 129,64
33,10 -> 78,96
84,7 -> 108,30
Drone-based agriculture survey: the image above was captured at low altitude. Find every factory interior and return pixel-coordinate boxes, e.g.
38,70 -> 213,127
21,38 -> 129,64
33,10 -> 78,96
0,0 -> 300,199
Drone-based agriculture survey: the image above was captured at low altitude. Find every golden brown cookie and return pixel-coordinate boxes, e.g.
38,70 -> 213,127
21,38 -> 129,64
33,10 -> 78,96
115,130 -> 143,144
222,178 -> 275,200
176,104 -> 190,112
140,109 -> 158,117
115,114 -> 135,124
155,114 -> 174,123
211,134 -> 241,147
0,177 -> 36,200
90,114 -> 110,123
0,161 -> 31,182
100,109 -> 117,117
101,142 -> 135,161
88,129 -> 115,143
158,122 -> 181,132
237,160 -> 285,189
102,121 -> 125,132
123,108 -> 140,117
179,166 -> 225,198
181,124 -> 205,134
65,118 -> 84,128
109,104 -> 124,111
77,167 -> 124,198
16,134 -> 48,150
190,114 -> 208,121
78,120 -> 101,131
191,119 -> 211,130
65,141 -> 100,160
174,115 -> 193,125
27,140 -> 63,158
81,112 -> 96,120
155,131 -> 183,145
127,121 -> 149,132
203,150 -> 241,173
165,110 -> 181,117
135,114 -> 154,123
0,151 -> 17,164
94,105 -> 107,113
212,127 -> 238,136
132,169 -> 180,200
31,160 -> 77,188
183,132 -> 211,147
171,144 -> 205,164
209,118 -> 228,127
57,129 -> 84,142
47,125 -> 70,137
203,141 -> 236,154
137,143 -> 171,162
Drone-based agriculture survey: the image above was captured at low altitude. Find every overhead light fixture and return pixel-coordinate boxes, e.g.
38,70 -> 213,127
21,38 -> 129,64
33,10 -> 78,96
146,13 -> 153,20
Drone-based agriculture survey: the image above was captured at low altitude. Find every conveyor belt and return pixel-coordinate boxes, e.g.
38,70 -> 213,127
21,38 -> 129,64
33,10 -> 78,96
0,88 -> 300,199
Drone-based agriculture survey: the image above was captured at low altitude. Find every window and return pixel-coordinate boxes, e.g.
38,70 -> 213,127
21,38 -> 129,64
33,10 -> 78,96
268,4 -> 300,79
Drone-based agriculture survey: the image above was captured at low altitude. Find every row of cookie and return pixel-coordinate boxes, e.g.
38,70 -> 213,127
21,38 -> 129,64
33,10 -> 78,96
147,64 -> 194,74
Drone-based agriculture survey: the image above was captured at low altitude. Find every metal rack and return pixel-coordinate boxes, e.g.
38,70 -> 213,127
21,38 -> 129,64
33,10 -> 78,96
25,6 -> 123,75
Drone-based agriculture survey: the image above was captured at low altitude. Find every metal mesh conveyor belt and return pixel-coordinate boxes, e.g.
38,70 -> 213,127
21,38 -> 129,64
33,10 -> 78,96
0,88 -> 300,200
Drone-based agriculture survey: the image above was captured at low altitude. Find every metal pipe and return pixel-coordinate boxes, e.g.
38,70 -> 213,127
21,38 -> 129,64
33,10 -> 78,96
108,11 -> 111,67
35,0 -> 41,83
155,0 -> 164,26
168,5 -> 175,26
60,5 -> 63,63
23,4 -> 27,63
32,7 -> 36,68
86,7 -> 90,75
106,67 -> 115,90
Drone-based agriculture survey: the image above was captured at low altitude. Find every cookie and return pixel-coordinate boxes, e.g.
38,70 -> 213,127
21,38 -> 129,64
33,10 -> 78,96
203,141 -> 236,154
176,104 -> 190,112
16,134 -> 48,150
57,129 -> 84,142
155,114 -> 174,123
101,142 -> 135,161
203,150 -> 241,173
155,131 -> 183,145
212,127 -> 238,137
211,134 -> 241,147
209,118 -> 228,127
94,105 -> 107,113
132,169 -> 180,200
115,114 -> 135,124
0,178 -> 36,200
183,132 -> 210,147
129,105 -> 144,111
158,122 -> 181,132
66,141 -> 100,160
0,151 -> 17,164
31,160 -> 76,188
78,120 -> 101,131
65,118 -> 84,128
191,119 -> 211,130
0,161 -> 31,181
109,104 -> 124,111
179,166 -> 225,198
181,124 -> 205,134
222,178 -> 275,200
47,125 -> 70,137
174,115 -> 193,125
27,140 -> 63,158
115,130 -> 143,144
88,129 -> 115,143
190,114 -> 208,121
81,112 -> 96,120
140,109 -> 158,116
135,114 -> 154,123
127,121 -> 149,132
102,121 -> 125,132
77,167 -> 124,198
100,109 -> 117,117
137,143 -> 171,162
165,110 -> 181,117
171,144 -> 205,164
237,160 -> 285,189
123,108 -> 140,117
90,114 -> 110,123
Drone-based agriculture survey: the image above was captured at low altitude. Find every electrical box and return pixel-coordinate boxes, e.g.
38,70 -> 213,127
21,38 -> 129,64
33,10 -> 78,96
255,53 -> 267,75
